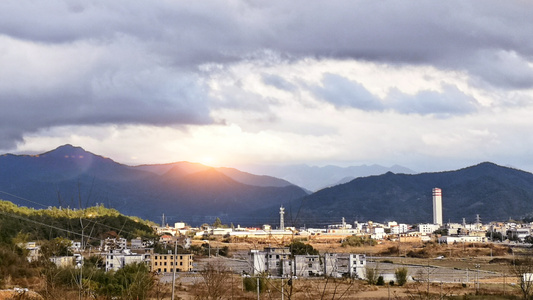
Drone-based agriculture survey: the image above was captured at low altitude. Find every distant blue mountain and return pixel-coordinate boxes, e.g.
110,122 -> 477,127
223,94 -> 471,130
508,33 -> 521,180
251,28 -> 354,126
237,164 -> 416,191
270,162 -> 533,227
0,145 -> 307,226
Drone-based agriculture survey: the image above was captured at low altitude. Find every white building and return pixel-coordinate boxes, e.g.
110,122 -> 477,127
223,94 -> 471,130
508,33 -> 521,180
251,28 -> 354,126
390,224 -> 409,234
323,253 -> 366,279
105,249 -> 145,272
437,235 -> 488,244
418,223 -> 441,234
249,247 -> 291,276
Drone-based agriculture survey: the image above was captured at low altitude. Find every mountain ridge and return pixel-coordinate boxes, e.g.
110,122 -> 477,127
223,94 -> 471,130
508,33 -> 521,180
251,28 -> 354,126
0,145 -> 307,225
273,162 -> 533,227
3,146 -> 533,227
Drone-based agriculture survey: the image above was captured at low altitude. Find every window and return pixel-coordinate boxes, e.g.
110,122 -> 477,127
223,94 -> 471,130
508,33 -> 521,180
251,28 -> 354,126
180,262 -> 183,266
308,263 -> 313,268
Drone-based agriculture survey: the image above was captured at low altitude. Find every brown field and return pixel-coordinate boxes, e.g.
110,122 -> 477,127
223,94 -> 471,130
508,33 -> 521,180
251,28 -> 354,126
181,237 -> 529,299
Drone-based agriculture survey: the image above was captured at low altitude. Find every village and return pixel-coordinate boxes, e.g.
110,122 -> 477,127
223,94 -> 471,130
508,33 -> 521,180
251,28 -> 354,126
8,189 -> 533,299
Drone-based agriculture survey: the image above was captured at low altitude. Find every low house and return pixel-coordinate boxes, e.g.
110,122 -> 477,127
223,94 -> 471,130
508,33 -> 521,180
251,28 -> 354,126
437,235 -> 488,244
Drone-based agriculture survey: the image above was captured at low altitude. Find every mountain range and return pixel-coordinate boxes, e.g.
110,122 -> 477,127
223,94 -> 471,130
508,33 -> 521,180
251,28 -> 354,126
278,162 -> 533,227
0,145 -> 306,225
236,164 -> 416,192
2,145 -> 533,227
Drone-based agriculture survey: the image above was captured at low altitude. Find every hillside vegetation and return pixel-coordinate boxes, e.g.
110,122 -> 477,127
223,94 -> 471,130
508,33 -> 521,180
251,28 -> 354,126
0,200 -> 156,244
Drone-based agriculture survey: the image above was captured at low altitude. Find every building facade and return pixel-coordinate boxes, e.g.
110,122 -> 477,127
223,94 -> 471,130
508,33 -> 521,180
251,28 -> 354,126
150,253 -> 193,273
323,253 -> 366,279
249,248 -> 365,278
105,249 -> 144,272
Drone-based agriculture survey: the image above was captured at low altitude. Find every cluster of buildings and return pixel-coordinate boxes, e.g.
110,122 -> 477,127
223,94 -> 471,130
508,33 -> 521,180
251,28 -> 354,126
248,247 -> 366,279
157,188 -> 533,247
24,236 -> 194,274
22,187 -> 533,279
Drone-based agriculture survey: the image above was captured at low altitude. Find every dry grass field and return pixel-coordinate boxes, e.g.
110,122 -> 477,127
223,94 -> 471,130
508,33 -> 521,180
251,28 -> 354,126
181,237 -> 528,299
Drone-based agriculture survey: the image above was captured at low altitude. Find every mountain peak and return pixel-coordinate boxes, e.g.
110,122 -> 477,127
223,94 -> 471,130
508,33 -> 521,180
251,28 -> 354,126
43,144 -> 90,157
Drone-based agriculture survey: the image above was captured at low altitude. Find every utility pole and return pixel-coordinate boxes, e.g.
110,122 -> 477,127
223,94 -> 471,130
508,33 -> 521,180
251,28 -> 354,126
257,277 -> 260,300
475,264 -> 480,293
171,240 -> 177,300
281,278 -> 284,300
426,261 -> 430,300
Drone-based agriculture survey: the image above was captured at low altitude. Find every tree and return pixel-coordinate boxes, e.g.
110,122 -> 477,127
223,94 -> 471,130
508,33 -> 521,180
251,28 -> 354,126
376,276 -> 385,286
40,237 -> 73,258
193,261 -> 232,300
395,267 -> 408,286
510,255 -> 533,300
365,263 -> 380,285
213,218 -> 222,228
114,263 -> 154,300
287,241 -> 318,256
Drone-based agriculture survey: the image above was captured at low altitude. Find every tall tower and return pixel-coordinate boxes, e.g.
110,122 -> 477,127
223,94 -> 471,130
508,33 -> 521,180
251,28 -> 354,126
432,188 -> 443,226
279,206 -> 285,231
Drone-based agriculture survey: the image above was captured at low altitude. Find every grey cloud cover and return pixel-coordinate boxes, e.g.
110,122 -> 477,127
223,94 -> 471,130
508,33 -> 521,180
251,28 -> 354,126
0,0 -> 532,149
314,75 -> 479,116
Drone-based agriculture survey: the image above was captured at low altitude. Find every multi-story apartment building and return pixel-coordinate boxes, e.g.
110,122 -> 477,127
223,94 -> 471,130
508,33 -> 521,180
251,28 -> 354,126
249,247 -> 291,276
249,247 -> 365,278
323,253 -> 366,279
105,249 -> 144,272
151,253 -> 193,273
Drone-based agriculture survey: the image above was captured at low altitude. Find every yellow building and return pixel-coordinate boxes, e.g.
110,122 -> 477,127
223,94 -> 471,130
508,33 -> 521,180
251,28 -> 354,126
151,254 -> 193,273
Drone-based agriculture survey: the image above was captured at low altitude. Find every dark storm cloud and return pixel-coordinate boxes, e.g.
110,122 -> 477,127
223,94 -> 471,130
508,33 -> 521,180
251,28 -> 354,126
0,0 -> 531,147
2,1 -> 532,75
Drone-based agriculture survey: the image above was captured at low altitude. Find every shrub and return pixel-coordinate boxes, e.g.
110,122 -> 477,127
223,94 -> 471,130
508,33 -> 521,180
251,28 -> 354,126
395,267 -> 408,286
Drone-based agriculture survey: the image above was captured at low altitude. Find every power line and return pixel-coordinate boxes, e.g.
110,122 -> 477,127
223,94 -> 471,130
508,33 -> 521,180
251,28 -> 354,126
0,191 -> 152,239
0,210 -> 96,241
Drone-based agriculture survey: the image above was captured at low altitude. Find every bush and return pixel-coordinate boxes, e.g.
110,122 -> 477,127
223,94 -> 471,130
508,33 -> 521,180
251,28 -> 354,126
365,265 -> 379,285
342,236 -> 376,247
376,276 -> 384,286
243,276 -> 267,293
395,267 -> 408,286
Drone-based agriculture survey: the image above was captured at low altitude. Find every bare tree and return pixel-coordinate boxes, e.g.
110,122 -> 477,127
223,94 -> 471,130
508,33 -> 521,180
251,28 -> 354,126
510,255 -> 533,300
192,261 -> 232,300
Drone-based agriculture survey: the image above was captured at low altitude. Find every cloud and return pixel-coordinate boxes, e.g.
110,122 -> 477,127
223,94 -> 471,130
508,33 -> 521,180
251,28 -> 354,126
1,0 -> 532,171
388,85 -> 479,117
313,74 -> 383,111
312,74 -> 479,117
0,35 -> 213,148
261,73 -> 297,92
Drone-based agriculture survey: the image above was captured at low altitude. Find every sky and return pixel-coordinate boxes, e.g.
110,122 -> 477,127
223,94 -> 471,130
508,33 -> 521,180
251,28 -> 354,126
1,1 -> 533,173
